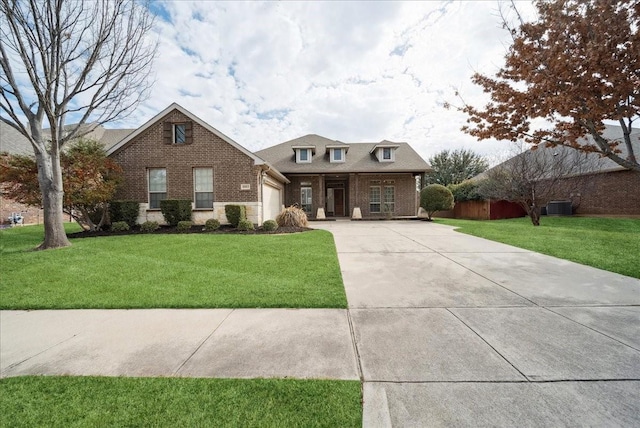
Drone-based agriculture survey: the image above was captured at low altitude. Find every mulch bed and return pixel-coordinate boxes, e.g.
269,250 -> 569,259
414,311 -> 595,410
67,224 -> 313,239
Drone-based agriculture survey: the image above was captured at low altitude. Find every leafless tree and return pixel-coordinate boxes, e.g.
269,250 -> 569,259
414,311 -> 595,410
0,0 -> 156,249
478,144 -> 602,226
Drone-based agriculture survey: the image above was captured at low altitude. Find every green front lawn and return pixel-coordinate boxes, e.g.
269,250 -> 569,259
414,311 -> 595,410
0,225 -> 346,309
0,376 -> 362,427
436,216 -> 640,278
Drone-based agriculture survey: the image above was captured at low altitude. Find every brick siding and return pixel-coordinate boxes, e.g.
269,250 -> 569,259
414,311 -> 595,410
110,110 -> 261,215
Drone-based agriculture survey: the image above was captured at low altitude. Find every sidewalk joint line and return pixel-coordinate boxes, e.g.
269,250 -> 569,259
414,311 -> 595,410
446,308 -> 530,382
1,334 -> 79,375
346,309 -> 364,382
172,309 -> 235,376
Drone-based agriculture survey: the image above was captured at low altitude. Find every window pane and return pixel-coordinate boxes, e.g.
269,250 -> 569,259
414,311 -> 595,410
383,148 -> 391,159
333,149 -> 342,161
150,192 -> 166,209
149,169 -> 166,192
195,192 -> 214,209
299,149 -> 308,161
384,186 -> 395,212
194,168 -> 213,192
369,186 -> 381,213
301,187 -> 312,212
174,124 -> 186,144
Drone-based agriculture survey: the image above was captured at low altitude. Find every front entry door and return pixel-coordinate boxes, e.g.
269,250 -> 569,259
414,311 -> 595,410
334,188 -> 345,216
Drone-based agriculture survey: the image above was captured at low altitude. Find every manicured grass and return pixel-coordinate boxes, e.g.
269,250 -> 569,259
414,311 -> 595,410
436,216 -> 640,278
0,376 -> 362,427
0,224 -> 347,309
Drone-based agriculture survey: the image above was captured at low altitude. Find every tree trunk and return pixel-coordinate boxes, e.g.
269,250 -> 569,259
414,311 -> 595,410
527,205 -> 541,226
35,152 -> 71,250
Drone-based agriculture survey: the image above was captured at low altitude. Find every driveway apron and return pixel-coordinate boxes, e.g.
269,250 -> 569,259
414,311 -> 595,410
315,221 -> 640,427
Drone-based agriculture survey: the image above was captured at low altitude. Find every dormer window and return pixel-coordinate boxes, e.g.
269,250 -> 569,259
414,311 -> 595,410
371,144 -> 399,162
293,145 -> 315,163
326,144 -> 349,163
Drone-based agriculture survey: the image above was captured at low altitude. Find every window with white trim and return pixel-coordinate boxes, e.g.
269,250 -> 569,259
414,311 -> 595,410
301,186 -> 312,213
383,147 -> 392,160
194,168 -> 213,209
297,148 -> 312,163
384,185 -> 395,213
148,168 -> 167,209
369,186 -> 381,213
331,148 -> 344,162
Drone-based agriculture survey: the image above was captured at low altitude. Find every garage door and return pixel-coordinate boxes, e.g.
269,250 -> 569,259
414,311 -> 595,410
262,183 -> 282,222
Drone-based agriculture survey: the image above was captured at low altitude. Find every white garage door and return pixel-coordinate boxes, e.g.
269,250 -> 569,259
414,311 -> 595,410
262,183 -> 282,222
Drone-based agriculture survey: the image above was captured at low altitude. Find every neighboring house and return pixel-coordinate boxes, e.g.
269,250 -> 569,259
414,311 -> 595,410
474,124 -> 640,217
106,103 -> 289,225
0,120 -> 134,225
255,134 -> 431,218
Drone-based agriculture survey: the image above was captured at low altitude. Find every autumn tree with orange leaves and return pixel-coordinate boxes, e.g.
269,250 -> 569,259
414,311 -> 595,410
0,140 -> 122,231
459,0 -> 639,172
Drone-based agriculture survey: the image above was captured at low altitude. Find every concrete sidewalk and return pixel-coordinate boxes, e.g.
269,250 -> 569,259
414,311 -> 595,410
315,221 -> 640,427
2,220 -> 639,426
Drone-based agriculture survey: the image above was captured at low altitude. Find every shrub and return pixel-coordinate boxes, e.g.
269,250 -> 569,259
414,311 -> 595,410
237,219 -> 254,231
448,180 -> 484,202
109,200 -> 140,227
262,219 -> 278,231
225,205 -> 246,227
110,221 -> 130,232
160,200 -> 192,226
204,218 -> 221,231
140,220 -> 159,233
177,221 -> 193,232
420,184 -> 454,221
276,206 -> 308,227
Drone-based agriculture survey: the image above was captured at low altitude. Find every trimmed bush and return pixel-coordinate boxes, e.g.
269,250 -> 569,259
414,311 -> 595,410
140,221 -> 159,233
448,180 -> 484,202
160,200 -> 192,226
109,200 -> 140,227
276,206 -> 308,227
262,219 -> 278,231
420,184 -> 454,220
204,218 -> 221,231
237,219 -> 255,231
225,205 -> 246,227
110,221 -> 130,232
177,221 -> 193,232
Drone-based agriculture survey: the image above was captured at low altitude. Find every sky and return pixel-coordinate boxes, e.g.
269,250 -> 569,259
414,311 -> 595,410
112,0 -> 538,164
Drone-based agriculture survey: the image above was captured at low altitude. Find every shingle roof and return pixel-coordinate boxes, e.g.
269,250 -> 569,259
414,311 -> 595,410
0,121 -> 135,155
255,134 -> 431,174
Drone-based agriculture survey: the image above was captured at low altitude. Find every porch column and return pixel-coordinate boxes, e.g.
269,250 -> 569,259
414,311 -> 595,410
319,174 -> 325,211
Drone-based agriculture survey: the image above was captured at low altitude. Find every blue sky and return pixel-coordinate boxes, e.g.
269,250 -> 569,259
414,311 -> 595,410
114,1 -> 537,163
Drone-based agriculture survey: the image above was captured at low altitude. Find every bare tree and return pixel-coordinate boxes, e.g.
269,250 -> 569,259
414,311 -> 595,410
0,0 -> 156,249
478,144 -> 601,226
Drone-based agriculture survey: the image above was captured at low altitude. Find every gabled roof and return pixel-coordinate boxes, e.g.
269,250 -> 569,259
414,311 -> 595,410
106,103 -> 289,183
256,134 -> 431,174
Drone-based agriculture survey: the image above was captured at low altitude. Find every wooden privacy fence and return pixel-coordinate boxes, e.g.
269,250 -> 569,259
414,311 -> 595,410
436,200 -> 526,220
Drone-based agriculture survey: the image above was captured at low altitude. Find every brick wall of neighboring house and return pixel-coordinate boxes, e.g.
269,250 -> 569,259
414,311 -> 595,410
109,109 -> 261,223
567,170 -> 640,215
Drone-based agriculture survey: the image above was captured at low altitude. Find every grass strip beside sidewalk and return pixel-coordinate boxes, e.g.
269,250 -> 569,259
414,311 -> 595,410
1,376 -> 362,427
436,216 -> 640,278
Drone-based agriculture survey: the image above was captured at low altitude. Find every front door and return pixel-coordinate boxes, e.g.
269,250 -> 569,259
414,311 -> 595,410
334,188 -> 345,216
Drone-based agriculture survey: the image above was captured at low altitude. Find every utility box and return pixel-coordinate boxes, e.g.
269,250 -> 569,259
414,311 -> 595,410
547,200 -> 572,216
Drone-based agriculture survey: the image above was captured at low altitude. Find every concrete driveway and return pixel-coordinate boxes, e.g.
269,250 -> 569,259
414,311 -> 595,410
2,220 -> 639,426
314,220 -> 640,427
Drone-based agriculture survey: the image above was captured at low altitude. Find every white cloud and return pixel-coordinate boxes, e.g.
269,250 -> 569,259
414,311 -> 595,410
112,0 -> 538,162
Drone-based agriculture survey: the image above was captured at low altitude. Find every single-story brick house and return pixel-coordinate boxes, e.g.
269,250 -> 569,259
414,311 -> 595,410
2,103 -> 431,225
255,134 -> 431,218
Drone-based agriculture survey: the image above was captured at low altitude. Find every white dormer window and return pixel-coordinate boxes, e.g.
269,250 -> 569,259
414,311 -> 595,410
331,148 -> 345,163
377,147 -> 396,162
295,147 -> 313,163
